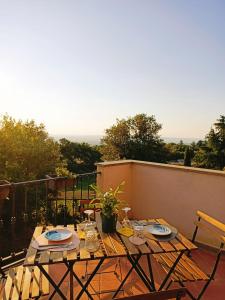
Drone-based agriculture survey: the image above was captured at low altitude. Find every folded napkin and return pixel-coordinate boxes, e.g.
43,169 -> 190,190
117,227 -> 134,237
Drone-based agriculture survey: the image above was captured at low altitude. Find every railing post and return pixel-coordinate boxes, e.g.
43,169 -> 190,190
23,185 -> 28,223
10,183 -> 16,225
64,179 -> 67,226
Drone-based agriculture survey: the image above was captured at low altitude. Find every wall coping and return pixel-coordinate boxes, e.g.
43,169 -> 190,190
96,160 -> 225,178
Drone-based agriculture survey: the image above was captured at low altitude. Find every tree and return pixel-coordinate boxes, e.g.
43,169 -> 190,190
193,115 -> 225,170
165,141 -> 187,162
184,147 -> 192,166
101,114 -> 167,162
0,115 -> 61,181
59,139 -> 101,174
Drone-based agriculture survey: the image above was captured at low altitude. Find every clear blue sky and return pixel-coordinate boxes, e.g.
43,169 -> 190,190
0,0 -> 225,139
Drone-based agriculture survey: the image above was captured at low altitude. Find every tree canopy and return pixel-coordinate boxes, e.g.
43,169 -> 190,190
192,115 -> 225,170
0,115 -> 61,181
101,114 -> 167,162
59,138 -> 101,174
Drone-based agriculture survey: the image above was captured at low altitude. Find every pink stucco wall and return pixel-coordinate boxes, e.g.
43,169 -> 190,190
97,160 -> 225,247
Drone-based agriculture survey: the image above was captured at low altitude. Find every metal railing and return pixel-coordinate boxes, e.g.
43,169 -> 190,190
0,171 -> 99,276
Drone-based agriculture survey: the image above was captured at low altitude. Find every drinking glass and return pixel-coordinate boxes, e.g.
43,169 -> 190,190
83,209 -> 96,229
85,229 -> 99,252
122,207 -> 131,228
133,225 -> 144,239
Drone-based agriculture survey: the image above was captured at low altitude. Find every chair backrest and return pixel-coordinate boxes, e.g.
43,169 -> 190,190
192,210 -> 225,247
116,288 -> 187,300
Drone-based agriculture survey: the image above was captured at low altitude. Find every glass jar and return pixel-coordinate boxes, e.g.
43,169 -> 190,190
85,229 -> 99,252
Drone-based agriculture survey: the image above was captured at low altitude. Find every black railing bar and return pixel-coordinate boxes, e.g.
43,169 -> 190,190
15,176 -> 67,186
80,176 -> 83,199
76,171 -> 101,178
2,258 -> 25,272
35,183 -> 38,223
0,172 -> 101,188
64,181 -> 67,226
55,197 -> 58,226
1,250 -> 26,262
0,177 -> 67,188
0,183 -> 11,188
24,186 -> 28,215
87,175 -> 90,199
72,179 -> 75,219
11,185 -> 16,223
45,181 -> 48,225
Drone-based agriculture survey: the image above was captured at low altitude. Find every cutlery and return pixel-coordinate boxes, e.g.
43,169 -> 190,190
39,242 -> 73,249
133,220 -> 159,226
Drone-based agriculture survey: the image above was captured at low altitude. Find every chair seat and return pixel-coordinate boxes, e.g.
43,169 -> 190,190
154,252 -> 209,282
0,265 -> 49,300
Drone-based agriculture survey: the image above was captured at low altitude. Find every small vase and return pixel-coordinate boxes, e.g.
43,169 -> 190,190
101,213 -> 117,233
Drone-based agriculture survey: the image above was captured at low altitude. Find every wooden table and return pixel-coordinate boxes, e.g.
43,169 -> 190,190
23,217 -> 197,299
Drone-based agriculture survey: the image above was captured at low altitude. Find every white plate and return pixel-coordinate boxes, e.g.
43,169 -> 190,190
146,224 -> 172,236
33,232 -> 80,251
44,228 -> 72,241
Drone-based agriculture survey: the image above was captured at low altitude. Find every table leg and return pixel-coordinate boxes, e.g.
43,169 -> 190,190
128,255 -> 155,291
49,267 -> 70,300
38,264 -> 68,300
76,258 -> 105,299
64,261 -> 94,300
113,254 -> 154,299
69,262 -> 74,300
147,254 -> 156,291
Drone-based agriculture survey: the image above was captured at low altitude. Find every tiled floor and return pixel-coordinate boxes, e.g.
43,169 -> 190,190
1,247 -> 225,299
41,247 -> 225,299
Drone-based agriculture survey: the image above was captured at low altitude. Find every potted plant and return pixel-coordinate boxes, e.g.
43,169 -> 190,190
90,181 -> 125,233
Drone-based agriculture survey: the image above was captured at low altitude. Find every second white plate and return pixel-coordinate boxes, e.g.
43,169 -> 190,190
146,224 -> 172,236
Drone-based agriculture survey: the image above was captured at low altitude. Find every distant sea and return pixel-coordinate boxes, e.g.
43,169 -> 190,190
52,134 -> 201,145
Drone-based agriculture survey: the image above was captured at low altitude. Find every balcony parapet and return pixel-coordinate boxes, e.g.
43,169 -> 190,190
96,160 -> 225,177
96,160 -> 225,249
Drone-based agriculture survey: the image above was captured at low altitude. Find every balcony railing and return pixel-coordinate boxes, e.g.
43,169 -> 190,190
0,171 -> 99,276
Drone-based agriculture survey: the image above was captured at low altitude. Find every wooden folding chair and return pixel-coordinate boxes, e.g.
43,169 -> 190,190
154,210 -> 225,300
116,287 -> 187,299
0,265 -> 49,300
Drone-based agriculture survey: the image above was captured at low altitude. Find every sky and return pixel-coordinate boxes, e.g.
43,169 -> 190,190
0,0 -> 225,139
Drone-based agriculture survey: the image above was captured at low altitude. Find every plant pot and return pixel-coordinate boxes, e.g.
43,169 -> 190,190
0,180 -> 10,200
101,213 -> 117,233
46,175 -> 75,191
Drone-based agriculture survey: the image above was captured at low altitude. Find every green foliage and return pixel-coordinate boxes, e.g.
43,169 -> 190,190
193,115 -> 225,170
55,166 -> 75,178
165,140 -> 187,161
0,115 -> 62,181
59,138 -> 101,174
101,114 -> 167,162
90,181 -> 126,218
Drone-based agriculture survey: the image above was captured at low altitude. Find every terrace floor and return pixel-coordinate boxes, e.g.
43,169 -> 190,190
1,246 -> 222,300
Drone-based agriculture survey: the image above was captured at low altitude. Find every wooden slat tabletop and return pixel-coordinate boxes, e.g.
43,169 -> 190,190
24,217 -> 197,267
